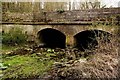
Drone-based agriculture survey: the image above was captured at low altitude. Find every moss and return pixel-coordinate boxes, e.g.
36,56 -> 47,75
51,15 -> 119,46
2,54 -> 54,79
2,45 -> 18,52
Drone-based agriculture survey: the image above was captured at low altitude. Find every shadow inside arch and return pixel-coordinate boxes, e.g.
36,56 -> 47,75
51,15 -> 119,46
37,28 -> 66,48
73,29 -> 112,51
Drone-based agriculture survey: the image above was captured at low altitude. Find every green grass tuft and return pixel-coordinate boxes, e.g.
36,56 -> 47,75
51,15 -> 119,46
2,54 -> 54,79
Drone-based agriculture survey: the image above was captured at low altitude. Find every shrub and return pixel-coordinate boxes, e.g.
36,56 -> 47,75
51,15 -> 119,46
57,9 -> 65,14
2,27 -> 27,45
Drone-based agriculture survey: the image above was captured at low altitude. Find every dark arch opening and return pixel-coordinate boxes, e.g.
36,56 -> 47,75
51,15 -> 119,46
74,30 -> 112,51
37,28 -> 66,48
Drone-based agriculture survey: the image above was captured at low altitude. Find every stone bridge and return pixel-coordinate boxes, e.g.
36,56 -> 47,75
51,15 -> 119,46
2,8 -> 120,50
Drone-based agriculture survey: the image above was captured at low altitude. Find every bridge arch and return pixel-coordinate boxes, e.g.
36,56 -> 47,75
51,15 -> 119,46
73,29 -> 112,51
37,28 -> 66,48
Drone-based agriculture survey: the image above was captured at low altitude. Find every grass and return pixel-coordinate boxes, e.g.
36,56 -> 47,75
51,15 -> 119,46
2,44 -> 30,53
2,45 -> 17,51
1,54 -> 54,79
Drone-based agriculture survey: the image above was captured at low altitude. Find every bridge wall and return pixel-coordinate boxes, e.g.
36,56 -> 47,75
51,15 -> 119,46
2,8 -> 120,23
2,24 -> 118,46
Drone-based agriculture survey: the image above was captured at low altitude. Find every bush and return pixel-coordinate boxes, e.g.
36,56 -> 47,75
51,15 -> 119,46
2,27 -> 27,45
56,9 -> 65,14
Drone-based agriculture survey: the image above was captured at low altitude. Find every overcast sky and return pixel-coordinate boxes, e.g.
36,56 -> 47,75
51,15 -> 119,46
72,0 -> 120,7
41,0 -> 120,7
101,0 -> 120,7
3,0 -> 120,7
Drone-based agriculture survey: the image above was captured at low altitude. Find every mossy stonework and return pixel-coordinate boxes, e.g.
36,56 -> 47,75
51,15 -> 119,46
2,24 -> 119,48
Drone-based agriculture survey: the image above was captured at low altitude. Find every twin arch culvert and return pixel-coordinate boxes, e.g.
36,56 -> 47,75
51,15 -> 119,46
37,28 -> 112,51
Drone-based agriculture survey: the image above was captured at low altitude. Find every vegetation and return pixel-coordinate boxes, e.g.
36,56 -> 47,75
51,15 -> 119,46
1,1 -> 119,79
46,34 -> 119,79
44,2 -> 67,11
57,9 -> 65,14
2,27 -> 27,46
1,27 -> 119,79
2,54 -> 54,79
2,1 -> 106,13
2,2 -> 33,13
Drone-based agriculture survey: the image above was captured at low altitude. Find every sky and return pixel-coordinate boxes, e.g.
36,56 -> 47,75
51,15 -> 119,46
101,0 -> 120,7
72,0 -> 120,7
3,0 -> 120,7
40,0 -> 120,7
